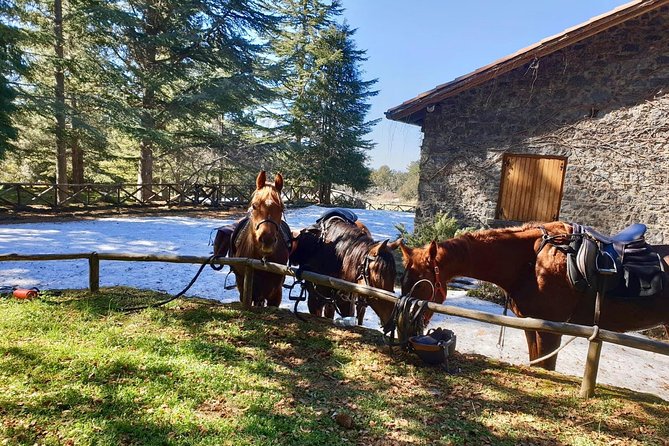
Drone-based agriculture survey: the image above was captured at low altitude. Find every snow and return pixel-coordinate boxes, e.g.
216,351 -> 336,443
1,205 -> 667,401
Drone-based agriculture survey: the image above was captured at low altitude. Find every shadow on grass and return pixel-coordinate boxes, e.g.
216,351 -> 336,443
3,289 -> 667,446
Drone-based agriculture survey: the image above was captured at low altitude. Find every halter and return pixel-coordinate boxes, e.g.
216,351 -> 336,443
432,259 -> 448,302
357,253 -> 378,286
255,218 -> 279,231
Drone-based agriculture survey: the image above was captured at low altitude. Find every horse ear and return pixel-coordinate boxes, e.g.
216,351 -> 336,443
274,173 -> 283,193
256,171 -> 266,190
388,238 -> 402,250
374,239 -> 389,254
398,239 -> 413,262
429,240 -> 438,260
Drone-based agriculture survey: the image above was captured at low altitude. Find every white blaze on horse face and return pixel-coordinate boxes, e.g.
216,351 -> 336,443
265,198 -> 276,208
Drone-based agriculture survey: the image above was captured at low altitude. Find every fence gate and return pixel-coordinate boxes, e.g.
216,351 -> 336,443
496,154 -> 567,222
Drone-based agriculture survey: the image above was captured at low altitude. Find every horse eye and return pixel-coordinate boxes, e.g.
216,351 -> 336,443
252,204 -> 257,210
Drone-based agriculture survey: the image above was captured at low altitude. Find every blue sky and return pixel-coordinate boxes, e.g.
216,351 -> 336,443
340,0 -> 630,171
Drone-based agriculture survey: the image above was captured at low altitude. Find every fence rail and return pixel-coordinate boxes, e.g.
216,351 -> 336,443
0,183 -> 415,212
3,251 -> 659,398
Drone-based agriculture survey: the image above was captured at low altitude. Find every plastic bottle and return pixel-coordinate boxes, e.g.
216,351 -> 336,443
334,316 -> 357,327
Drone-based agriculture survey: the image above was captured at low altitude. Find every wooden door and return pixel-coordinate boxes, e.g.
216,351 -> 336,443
496,154 -> 567,222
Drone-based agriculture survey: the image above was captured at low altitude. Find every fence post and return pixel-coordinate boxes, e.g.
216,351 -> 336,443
89,252 -> 100,292
242,261 -> 254,309
579,339 -> 603,398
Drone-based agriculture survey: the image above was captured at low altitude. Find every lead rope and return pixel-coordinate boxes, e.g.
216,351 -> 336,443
497,291 -> 509,349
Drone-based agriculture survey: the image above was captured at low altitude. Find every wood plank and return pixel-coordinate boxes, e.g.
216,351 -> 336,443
514,156 -> 531,221
522,157 -> 540,221
546,159 -> 563,220
536,158 -> 551,221
503,155 -> 521,220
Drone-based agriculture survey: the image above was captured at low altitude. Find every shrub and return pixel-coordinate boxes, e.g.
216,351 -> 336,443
466,281 -> 507,306
395,212 -> 472,247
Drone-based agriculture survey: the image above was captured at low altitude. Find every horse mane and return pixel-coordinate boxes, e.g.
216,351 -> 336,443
438,222 -> 566,258
326,220 -> 395,280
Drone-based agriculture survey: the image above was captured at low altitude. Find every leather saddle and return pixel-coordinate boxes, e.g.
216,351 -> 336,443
317,208 -> 358,226
213,216 -> 292,257
298,208 -> 359,240
565,223 -> 666,299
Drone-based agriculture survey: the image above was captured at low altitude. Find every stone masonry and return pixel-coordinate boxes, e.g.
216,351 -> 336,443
417,6 -> 669,243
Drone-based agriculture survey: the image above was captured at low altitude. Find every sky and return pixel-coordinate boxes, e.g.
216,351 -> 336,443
340,0 -> 632,171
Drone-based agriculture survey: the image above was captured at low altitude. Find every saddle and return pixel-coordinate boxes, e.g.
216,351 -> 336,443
213,216 -> 292,257
316,208 -> 358,226
299,208 -> 360,239
564,223 -> 666,299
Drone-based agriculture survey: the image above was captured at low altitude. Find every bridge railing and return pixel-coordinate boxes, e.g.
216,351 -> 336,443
0,183 -> 416,212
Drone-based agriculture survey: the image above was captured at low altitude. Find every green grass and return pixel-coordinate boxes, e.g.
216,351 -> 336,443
0,288 -> 667,445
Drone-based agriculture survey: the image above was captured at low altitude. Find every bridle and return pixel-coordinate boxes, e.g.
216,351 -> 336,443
432,259 -> 448,302
357,253 -> 378,286
255,218 -> 279,231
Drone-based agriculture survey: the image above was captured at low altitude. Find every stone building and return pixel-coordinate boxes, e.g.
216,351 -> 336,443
386,0 -> 669,242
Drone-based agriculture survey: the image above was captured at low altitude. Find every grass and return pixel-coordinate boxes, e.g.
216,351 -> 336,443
0,288 -> 667,446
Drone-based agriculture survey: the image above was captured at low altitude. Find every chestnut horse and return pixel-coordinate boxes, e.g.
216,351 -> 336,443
398,222 -> 669,370
290,218 -> 397,325
228,171 -> 289,307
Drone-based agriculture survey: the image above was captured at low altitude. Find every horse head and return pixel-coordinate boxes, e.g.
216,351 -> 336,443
397,239 -> 450,317
366,239 -> 396,290
249,170 -> 285,256
362,239 -> 399,324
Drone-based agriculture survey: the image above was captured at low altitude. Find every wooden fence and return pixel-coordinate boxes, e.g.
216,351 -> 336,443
0,183 -> 415,213
1,251 -> 667,399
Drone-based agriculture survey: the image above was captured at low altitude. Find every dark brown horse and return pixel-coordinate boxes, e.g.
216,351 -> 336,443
290,217 -> 397,325
398,222 -> 669,370
218,171 -> 289,307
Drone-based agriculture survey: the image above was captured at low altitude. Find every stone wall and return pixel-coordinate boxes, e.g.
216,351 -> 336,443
417,6 -> 669,243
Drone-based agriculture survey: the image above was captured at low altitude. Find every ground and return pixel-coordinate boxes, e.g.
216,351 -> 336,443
0,288 -> 667,446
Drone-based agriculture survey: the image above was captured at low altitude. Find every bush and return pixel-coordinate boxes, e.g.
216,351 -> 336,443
466,281 -> 507,306
395,213 -> 472,247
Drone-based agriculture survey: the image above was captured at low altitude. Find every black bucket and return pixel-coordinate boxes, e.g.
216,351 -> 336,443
409,328 -> 456,366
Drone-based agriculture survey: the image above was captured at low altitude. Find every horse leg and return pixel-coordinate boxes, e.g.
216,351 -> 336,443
307,291 -> 323,317
533,331 -> 562,371
524,330 -> 540,362
356,299 -> 366,325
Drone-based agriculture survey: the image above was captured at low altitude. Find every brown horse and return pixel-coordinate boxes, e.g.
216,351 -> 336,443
227,171 -> 289,307
290,217 -> 397,325
398,221 -> 669,370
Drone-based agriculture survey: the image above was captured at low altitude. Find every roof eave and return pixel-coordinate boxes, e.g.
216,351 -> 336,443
386,0 -> 669,125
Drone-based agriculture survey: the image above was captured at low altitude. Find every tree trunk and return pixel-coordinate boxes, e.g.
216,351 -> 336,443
137,1 -> 158,202
70,95 -> 84,189
319,182 -> 331,205
54,0 -> 67,204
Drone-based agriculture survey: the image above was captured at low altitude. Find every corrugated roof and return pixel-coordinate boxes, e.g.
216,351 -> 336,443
386,0 -> 669,125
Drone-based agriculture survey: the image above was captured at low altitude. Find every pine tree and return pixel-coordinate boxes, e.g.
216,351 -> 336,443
295,23 -> 378,203
0,0 -> 23,156
271,1 -> 377,203
83,0 -> 278,197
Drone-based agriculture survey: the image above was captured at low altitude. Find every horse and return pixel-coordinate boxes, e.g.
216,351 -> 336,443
216,171 -> 290,307
397,221 -> 669,370
290,214 -> 397,325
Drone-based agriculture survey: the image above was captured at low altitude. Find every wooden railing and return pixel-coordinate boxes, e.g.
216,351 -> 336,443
0,183 -> 415,212
1,251 -> 667,399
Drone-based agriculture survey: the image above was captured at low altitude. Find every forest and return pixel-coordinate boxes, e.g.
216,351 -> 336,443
0,0 -> 391,203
